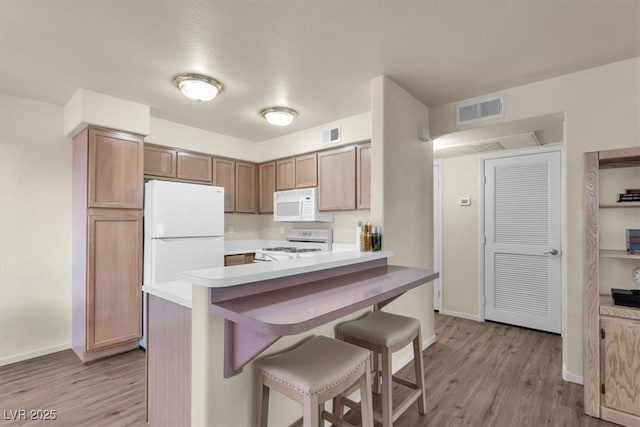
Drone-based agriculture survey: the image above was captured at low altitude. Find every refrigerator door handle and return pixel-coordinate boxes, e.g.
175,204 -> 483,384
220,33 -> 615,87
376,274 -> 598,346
155,236 -> 222,241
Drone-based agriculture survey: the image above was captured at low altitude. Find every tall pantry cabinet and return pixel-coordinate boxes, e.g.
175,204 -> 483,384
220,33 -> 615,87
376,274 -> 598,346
72,127 -> 144,363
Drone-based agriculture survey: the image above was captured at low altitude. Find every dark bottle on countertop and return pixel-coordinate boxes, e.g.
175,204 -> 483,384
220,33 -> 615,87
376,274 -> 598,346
372,226 -> 382,251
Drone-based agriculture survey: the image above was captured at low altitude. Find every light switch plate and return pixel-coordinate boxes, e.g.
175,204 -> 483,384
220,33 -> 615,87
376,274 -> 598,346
459,197 -> 471,206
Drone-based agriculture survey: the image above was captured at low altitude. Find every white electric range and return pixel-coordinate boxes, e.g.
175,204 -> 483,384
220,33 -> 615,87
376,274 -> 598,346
255,229 -> 333,261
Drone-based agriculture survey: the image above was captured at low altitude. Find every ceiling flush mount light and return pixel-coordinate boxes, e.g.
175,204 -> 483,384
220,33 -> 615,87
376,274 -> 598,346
173,73 -> 223,101
261,106 -> 298,126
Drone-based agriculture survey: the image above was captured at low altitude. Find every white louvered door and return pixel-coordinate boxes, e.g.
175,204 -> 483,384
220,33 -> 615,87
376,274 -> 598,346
484,151 -> 561,333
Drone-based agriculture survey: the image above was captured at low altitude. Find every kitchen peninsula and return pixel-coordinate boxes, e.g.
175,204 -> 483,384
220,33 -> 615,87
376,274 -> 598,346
143,250 -> 438,426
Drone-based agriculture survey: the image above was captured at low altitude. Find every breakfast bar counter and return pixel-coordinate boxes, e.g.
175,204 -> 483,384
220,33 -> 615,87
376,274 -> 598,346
144,251 -> 438,427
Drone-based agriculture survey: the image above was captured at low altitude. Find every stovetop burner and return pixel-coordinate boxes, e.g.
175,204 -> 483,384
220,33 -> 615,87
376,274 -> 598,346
262,247 -> 322,253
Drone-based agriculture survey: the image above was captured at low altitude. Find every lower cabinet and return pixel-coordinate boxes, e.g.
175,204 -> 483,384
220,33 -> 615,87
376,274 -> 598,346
224,253 -> 256,266
600,316 -> 640,424
73,208 -> 143,362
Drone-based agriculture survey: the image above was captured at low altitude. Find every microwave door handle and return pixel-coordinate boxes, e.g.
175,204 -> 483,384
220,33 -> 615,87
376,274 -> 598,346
299,199 -> 304,217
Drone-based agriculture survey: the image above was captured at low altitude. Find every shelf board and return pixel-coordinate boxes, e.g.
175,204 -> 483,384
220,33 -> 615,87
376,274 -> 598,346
599,295 -> 640,320
599,201 -> 640,208
599,249 -> 640,259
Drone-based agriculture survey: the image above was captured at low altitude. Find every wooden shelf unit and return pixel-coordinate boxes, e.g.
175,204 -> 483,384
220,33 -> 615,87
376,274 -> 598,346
583,146 -> 640,426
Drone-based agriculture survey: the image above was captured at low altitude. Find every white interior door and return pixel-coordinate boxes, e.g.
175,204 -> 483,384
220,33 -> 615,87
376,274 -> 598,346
484,150 -> 561,333
433,160 -> 442,311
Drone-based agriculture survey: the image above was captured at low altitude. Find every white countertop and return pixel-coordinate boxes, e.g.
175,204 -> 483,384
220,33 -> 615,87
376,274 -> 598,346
143,249 -> 390,308
179,250 -> 391,287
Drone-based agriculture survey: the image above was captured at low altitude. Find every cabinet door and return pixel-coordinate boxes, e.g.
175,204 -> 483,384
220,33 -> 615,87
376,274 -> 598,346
177,152 -> 213,183
357,143 -> 371,209
295,153 -> 317,188
213,158 -> 236,213
88,128 -> 143,209
87,209 -> 142,351
276,158 -> 296,190
144,145 -> 177,178
235,162 -> 257,213
258,162 -> 276,213
318,146 -> 356,211
601,317 -> 640,417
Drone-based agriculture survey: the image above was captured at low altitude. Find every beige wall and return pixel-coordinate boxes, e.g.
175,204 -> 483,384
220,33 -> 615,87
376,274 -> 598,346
371,75 -> 434,348
440,155 -> 481,316
146,116 -> 259,162
257,112 -> 371,161
430,57 -> 640,379
0,93 -> 72,365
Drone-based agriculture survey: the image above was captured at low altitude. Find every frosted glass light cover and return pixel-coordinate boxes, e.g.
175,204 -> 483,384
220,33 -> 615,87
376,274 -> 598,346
261,107 -> 298,126
173,74 -> 223,102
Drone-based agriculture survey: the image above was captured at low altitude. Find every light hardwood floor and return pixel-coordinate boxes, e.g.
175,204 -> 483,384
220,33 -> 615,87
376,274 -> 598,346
0,314 -> 615,427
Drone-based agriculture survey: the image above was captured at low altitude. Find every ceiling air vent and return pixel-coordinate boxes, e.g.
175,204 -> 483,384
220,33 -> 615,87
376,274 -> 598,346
321,125 -> 341,144
456,95 -> 504,126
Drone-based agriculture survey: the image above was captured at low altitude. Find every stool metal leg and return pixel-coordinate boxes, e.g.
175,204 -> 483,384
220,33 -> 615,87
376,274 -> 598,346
413,330 -> 426,415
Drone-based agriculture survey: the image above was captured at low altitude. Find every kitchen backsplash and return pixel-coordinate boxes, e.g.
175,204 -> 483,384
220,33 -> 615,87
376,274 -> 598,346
224,210 -> 370,243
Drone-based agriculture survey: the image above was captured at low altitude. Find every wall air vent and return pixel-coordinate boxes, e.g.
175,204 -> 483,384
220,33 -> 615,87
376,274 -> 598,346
456,95 -> 504,126
321,124 -> 341,144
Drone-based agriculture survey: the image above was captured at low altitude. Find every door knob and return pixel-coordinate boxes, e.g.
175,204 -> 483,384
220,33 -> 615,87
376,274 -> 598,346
544,249 -> 559,256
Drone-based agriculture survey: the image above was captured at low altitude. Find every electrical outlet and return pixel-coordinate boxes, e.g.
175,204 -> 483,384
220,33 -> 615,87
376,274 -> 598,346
228,226 -> 234,234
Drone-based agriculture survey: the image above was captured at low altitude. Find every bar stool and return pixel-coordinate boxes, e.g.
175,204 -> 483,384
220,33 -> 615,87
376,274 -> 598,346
255,335 -> 374,427
335,310 -> 426,426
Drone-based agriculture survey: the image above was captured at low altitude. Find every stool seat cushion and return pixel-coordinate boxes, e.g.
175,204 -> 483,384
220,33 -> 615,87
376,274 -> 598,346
256,336 -> 369,397
337,311 -> 420,348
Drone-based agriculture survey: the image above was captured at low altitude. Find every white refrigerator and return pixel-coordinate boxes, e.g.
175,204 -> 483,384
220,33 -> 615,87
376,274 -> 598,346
141,180 -> 224,348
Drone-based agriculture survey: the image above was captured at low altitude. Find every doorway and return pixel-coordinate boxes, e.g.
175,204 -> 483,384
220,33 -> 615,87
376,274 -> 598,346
482,148 -> 562,333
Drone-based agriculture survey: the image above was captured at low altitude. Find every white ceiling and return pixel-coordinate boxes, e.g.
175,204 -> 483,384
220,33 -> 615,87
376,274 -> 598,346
1,1 -> 638,142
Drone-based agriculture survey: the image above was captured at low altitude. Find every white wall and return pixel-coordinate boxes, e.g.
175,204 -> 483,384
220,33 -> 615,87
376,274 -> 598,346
371,75 -> 434,353
0,93 -> 72,365
430,57 -> 640,380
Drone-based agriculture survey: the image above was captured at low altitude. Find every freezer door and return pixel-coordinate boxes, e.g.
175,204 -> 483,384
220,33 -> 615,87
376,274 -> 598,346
146,180 -> 224,237
147,236 -> 224,283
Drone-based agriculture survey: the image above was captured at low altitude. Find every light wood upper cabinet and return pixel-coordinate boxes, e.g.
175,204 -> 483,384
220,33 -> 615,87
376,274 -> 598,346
177,152 -> 213,183
235,161 -> 256,213
357,143 -> 371,209
276,158 -> 296,190
144,145 -> 177,178
86,208 -> 142,351
213,158 -> 236,213
295,153 -> 317,188
318,146 -> 356,211
258,162 -> 276,213
87,128 -> 143,209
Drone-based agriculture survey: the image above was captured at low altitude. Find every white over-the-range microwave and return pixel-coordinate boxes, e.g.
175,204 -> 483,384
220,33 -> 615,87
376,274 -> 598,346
273,188 -> 334,222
